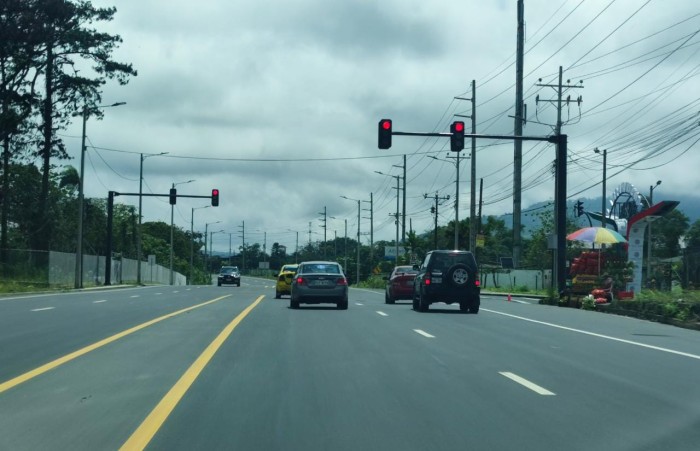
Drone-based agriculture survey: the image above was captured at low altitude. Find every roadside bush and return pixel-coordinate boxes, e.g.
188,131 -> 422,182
358,275 -> 386,289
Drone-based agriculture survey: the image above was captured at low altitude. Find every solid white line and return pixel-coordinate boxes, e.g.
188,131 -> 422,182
376,311 -> 388,317
499,372 -> 556,396
483,308 -> 700,361
31,307 -> 55,312
93,300 -> 107,304
413,329 -> 435,338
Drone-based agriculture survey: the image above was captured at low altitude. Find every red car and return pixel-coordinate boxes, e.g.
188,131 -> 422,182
384,265 -> 419,304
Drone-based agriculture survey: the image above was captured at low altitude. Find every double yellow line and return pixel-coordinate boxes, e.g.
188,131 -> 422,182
120,295 -> 264,449
0,294 -> 265,450
0,294 -> 234,394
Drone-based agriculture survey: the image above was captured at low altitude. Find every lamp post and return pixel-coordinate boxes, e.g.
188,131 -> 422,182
341,195 -> 361,285
190,205 -> 209,285
648,180 -> 661,284
594,148 -> 607,227
209,229 -> 225,269
204,220 -> 221,277
375,171 -> 401,264
137,151 -> 168,285
74,101 -> 125,289
170,179 -> 194,285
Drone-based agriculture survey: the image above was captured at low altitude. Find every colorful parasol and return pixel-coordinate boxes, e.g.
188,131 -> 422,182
566,227 -> 627,244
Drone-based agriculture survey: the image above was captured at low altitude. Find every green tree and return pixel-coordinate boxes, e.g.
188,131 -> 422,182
27,0 -> 137,251
651,209 -> 689,259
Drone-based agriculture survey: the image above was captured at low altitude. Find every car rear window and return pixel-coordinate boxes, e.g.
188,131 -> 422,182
301,264 -> 340,274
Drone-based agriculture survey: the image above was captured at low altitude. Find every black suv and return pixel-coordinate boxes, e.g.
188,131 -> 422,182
412,250 -> 480,313
218,266 -> 241,286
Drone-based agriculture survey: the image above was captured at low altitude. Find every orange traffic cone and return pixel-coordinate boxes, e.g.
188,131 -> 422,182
507,293 -> 512,302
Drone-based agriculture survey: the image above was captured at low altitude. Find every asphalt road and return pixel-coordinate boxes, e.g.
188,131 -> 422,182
1,278 -> 699,450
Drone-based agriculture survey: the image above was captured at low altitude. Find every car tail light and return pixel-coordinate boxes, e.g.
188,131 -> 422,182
296,276 -> 305,285
475,275 -> 480,287
425,277 -> 431,286
337,277 -> 348,286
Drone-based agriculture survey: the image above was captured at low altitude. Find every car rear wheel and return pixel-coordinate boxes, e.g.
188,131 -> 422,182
290,299 -> 299,309
275,291 -> 281,299
217,282 -> 221,287
419,291 -> 430,312
412,289 -> 420,311
337,300 -> 348,310
385,291 -> 395,305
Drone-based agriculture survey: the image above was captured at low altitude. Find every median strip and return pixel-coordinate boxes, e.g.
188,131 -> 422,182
120,295 -> 265,450
0,295 -> 232,395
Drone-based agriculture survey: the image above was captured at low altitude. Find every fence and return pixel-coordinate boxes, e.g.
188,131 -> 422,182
1,249 -> 185,287
479,268 -> 552,291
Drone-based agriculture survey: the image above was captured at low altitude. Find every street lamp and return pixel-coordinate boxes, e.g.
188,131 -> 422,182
210,229 -> 225,269
74,101 -> 126,289
429,154 -> 464,249
137,151 -> 168,285
341,195 -> 361,285
190,205 -> 210,285
375,171 -> 402,263
648,180 -> 662,284
594,148 -> 607,227
170,179 -> 194,285
204,220 -> 221,275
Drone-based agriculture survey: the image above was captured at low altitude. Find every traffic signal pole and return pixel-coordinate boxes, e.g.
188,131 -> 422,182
104,190 -> 218,285
378,122 -> 569,295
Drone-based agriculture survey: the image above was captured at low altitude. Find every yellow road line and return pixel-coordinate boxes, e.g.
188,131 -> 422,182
0,295 -> 232,394
120,295 -> 265,451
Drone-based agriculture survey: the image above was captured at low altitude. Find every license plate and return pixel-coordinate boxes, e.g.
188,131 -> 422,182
313,280 -> 333,286
432,277 -> 442,283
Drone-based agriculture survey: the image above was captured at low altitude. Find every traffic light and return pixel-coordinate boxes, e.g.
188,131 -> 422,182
378,119 -> 392,149
169,188 -> 176,205
450,121 -> 465,152
575,200 -> 584,217
211,188 -> 219,207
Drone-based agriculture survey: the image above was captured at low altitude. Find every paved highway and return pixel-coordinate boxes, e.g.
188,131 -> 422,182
1,278 -> 699,450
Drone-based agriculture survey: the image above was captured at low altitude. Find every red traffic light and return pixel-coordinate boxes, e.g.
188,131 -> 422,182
454,121 -> 465,132
378,119 -> 392,149
211,188 -> 219,207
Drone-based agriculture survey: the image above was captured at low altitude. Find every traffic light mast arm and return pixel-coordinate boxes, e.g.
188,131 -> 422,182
392,131 -> 556,143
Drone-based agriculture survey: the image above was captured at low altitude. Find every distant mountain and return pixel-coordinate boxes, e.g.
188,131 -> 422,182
497,193 -> 700,237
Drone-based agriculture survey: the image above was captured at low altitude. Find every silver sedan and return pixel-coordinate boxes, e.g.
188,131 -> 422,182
290,261 -> 349,310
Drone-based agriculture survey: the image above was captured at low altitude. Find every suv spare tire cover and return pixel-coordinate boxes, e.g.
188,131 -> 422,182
446,263 -> 470,287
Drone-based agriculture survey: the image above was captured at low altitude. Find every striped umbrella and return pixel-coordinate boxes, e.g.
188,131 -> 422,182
566,227 -> 627,244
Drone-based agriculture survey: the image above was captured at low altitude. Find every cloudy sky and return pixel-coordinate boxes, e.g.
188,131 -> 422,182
65,0 -> 700,255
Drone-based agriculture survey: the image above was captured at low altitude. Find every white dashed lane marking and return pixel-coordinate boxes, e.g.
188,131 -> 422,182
31,307 -> 55,312
499,372 -> 556,396
376,311 -> 388,317
413,329 -> 435,338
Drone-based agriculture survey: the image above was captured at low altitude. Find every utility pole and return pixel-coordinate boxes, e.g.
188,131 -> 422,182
239,221 -> 245,272
455,81 -> 477,252
425,192 -> 450,249
536,67 -> 583,291
401,155 -> 407,243
513,0 -> 525,268
470,81 -> 477,253
319,206 -> 327,259
362,193 -> 373,268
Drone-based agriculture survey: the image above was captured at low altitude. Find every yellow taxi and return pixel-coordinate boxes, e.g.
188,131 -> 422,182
275,264 -> 299,298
